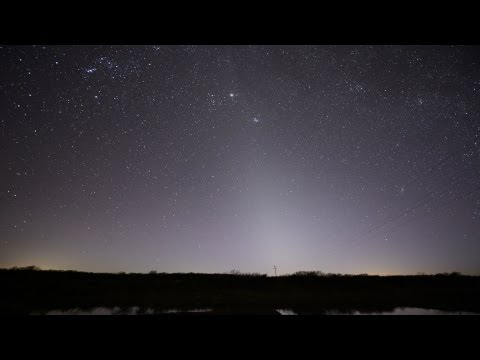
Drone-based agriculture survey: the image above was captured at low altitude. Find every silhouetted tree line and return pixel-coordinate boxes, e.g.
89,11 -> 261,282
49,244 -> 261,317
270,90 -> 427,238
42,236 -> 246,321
0,266 -> 469,278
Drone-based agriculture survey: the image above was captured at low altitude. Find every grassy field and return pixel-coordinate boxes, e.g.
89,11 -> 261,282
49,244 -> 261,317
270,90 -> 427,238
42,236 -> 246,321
1,268 -> 479,314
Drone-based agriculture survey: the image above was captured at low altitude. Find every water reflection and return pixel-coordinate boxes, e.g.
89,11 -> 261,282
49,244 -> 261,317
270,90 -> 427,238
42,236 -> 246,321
351,307 -> 479,315
276,309 -> 297,315
33,307 -> 213,315
277,307 -> 479,315
32,306 -> 479,315
162,308 -> 212,314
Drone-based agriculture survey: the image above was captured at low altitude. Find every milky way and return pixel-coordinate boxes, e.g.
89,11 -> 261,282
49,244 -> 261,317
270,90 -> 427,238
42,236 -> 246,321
1,45 -> 479,275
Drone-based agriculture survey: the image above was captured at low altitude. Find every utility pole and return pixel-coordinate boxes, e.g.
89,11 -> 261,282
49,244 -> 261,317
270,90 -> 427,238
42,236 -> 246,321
274,265 -> 277,277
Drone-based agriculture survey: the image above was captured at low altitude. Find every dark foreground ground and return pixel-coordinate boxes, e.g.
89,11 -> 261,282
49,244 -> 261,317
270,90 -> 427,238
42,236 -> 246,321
1,269 -> 480,315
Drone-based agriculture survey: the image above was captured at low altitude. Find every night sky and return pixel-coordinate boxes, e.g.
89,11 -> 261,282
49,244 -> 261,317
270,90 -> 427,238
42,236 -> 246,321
1,45 -> 479,275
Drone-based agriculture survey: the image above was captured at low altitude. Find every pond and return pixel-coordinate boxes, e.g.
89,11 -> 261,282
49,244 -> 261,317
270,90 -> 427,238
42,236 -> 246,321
277,307 -> 480,315
32,307 -> 213,315
31,306 -> 479,315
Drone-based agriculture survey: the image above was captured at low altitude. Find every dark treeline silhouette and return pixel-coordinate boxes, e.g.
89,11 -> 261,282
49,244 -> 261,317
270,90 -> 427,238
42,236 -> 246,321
1,267 -> 479,314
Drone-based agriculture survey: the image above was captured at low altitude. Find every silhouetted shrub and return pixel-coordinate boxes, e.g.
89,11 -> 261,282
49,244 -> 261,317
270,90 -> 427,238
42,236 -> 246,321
291,271 -> 325,277
11,265 -> 41,271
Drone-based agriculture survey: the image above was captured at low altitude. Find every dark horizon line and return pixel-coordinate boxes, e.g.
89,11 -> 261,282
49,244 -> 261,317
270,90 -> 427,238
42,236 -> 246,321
2,266 -> 479,277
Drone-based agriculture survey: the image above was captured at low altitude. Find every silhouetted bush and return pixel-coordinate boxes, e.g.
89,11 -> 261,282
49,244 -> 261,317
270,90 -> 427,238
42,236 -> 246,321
10,265 -> 41,271
291,271 -> 325,277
